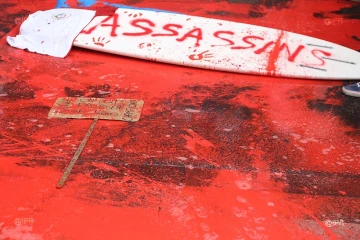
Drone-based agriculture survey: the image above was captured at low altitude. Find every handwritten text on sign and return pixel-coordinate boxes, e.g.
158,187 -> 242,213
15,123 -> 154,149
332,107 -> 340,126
48,97 -> 144,122
80,13 -> 332,67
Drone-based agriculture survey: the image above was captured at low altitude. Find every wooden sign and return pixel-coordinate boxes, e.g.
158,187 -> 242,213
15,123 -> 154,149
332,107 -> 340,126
49,97 -> 144,188
48,97 -> 144,122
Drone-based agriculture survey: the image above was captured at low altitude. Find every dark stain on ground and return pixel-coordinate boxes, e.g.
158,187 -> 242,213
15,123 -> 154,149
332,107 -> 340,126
307,86 -> 360,129
313,12 -> 325,19
71,83 -> 264,189
108,190 -> 127,202
331,4 -> 360,19
1,80 -> 36,100
64,84 -> 112,98
206,10 -> 247,18
228,0 -> 293,9
226,0 -> 293,18
90,169 -> 125,179
201,100 -> 254,120
0,4 -> 30,37
124,0 -> 143,5
281,170 -> 360,198
0,102 -> 72,164
289,95 -> 302,100
87,84 -> 112,98
249,10 -> 267,18
182,85 -> 212,93
198,85 -> 257,121
262,0 -> 293,9
0,3 -> 16,35
228,0 -> 262,3
82,83 -> 309,193
129,162 -> 186,185
104,160 -> 121,168
352,35 -> 360,42
64,87 -> 85,97
16,159 -> 64,170
185,167 -> 218,187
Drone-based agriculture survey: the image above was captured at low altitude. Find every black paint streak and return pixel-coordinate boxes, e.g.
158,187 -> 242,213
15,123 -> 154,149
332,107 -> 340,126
307,43 -> 333,49
299,64 -> 327,72
228,0 -> 293,9
352,36 -> 360,42
206,10 -> 247,18
331,4 -> 360,19
313,12 -> 325,19
322,57 -> 355,65
249,10 -> 267,18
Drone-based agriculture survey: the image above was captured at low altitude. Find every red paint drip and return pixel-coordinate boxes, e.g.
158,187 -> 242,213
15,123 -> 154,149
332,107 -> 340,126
266,31 -> 285,76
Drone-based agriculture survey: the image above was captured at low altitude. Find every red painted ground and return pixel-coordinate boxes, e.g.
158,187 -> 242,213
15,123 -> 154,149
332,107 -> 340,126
0,0 -> 360,239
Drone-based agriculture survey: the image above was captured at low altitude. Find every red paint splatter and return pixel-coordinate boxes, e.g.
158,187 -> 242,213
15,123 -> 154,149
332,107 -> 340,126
265,31 -> 285,75
189,50 -> 213,61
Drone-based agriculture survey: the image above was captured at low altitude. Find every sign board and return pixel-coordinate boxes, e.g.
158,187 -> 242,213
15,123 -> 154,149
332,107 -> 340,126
48,97 -> 144,122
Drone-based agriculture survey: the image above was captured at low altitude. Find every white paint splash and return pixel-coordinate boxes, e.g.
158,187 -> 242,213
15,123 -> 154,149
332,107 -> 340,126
204,232 -> 219,240
185,108 -> 201,113
235,180 -> 251,190
0,225 -> 42,240
322,146 -> 335,155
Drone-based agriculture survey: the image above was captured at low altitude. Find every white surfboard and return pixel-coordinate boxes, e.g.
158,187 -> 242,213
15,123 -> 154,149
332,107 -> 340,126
74,8 -> 360,80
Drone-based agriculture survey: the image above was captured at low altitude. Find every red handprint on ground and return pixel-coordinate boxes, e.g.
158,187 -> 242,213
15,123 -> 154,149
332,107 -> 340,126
189,50 -> 214,61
